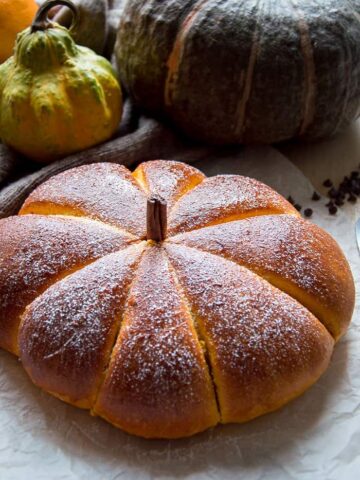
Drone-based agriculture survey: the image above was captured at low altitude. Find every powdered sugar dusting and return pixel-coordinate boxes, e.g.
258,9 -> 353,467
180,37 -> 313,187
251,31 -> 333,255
0,161 -> 348,435
133,160 -> 205,209
19,244 -> 145,403
21,163 -> 148,237
166,243 -> 334,420
0,215 -> 135,353
168,175 -> 298,235
168,214 -> 354,336
95,245 -> 218,436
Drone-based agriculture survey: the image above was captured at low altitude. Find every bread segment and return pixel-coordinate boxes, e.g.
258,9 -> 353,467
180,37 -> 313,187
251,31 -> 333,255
94,244 -> 220,438
0,215 -> 134,354
168,175 -> 298,235
132,160 -> 205,209
18,244 -> 145,409
20,163 -> 148,237
169,215 -> 355,340
166,243 -> 334,423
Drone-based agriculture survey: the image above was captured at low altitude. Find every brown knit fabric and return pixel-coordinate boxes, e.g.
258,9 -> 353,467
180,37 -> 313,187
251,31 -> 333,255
0,100 -> 215,218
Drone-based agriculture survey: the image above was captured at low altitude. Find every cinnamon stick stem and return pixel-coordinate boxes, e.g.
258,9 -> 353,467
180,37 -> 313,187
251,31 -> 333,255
147,196 -> 167,242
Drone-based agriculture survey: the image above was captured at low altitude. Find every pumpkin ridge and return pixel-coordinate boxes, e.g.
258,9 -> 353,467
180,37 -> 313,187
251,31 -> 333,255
90,244 -> 148,414
15,252 -> 129,356
19,163 -> 148,237
92,244 -> 221,437
36,70 -> 76,152
166,213 -> 354,340
289,0 -> 317,136
166,174 -> 299,236
117,0 -> 360,144
16,239 -> 145,318
166,173 -> 207,218
165,242 -> 336,424
165,251 -> 222,421
329,3 -> 356,135
234,0 -> 262,138
164,0 -> 212,108
19,246 -> 143,410
0,215 -> 138,354
13,262 -> 92,354
132,160 -> 207,221
168,242 -> 336,340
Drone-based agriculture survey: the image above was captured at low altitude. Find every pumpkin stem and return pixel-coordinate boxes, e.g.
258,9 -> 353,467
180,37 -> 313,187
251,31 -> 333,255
31,0 -> 78,33
147,195 -> 167,242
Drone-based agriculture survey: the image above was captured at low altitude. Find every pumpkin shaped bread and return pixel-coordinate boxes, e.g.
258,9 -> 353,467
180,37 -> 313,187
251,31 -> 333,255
116,0 -> 360,145
0,160 -> 354,439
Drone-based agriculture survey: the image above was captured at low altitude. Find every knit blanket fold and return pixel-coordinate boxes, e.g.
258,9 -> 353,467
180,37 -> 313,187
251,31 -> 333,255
0,99 -> 218,218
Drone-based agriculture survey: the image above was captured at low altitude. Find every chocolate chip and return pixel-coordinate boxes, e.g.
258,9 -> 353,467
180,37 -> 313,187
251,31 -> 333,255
312,191 -> 321,201
321,169 -> 360,214
328,187 -> 338,198
304,208 -> 313,218
323,179 -> 333,188
294,204 -> 302,212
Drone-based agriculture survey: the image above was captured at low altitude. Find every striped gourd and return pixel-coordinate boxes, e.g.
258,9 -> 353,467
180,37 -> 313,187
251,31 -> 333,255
115,0 -> 360,145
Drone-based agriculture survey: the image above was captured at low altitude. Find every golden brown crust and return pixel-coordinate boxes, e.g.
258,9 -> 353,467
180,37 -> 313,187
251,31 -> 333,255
132,160 -> 205,209
19,244 -> 145,409
169,214 -> 355,340
93,245 -> 219,438
0,160 -> 354,439
20,163 -> 148,237
0,215 -> 133,354
166,243 -> 334,423
168,174 -> 299,235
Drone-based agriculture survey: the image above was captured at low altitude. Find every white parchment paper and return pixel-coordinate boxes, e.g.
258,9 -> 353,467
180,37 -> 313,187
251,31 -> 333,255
0,136 -> 359,479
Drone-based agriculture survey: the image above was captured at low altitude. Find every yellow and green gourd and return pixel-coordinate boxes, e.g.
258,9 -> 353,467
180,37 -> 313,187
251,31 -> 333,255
0,0 -> 122,162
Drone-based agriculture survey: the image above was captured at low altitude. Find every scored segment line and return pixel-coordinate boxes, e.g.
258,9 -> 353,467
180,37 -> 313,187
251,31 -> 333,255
165,251 -> 222,421
15,244 -> 145,357
167,211 -> 299,237
165,242 -> 336,340
131,167 -> 207,218
20,203 -> 140,239
90,245 -> 147,415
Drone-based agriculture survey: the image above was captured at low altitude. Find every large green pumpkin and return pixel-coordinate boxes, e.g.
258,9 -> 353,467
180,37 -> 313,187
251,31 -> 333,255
115,0 -> 360,144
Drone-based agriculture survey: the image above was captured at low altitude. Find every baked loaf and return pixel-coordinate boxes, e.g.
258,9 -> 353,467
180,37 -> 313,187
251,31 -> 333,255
0,160 -> 354,439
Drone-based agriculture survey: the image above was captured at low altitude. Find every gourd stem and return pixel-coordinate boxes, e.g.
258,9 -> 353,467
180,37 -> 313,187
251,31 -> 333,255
31,0 -> 78,33
147,196 -> 167,242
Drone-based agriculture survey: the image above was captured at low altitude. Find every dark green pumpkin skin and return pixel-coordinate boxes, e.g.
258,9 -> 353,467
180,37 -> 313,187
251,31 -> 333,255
116,0 -> 360,144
